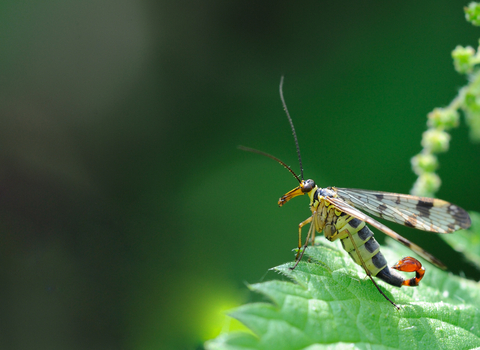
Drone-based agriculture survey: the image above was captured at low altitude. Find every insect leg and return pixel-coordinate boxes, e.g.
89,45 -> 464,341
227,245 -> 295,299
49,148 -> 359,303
340,228 -> 400,310
392,257 -> 425,286
290,216 -> 313,270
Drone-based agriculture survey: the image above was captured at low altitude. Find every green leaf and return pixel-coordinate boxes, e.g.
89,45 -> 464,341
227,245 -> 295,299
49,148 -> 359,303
441,211 -> 480,270
206,239 -> 480,350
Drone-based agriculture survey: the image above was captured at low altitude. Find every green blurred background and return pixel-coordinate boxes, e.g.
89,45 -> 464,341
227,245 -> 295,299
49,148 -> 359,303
1,1 -> 480,349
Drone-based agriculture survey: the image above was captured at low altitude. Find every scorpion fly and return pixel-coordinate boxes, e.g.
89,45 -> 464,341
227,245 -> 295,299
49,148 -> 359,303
239,77 -> 471,309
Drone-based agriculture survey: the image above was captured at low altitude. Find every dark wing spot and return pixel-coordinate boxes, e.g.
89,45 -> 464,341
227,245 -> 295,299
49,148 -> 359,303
447,206 -> 471,229
447,223 -> 457,233
378,204 -> 388,212
416,201 -> 431,217
404,214 -> 418,228
418,198 -> 434,208
395,196 -> 401,204
375,194 -> 384,200
404,221 -> 415,228
447,205 -> 459,215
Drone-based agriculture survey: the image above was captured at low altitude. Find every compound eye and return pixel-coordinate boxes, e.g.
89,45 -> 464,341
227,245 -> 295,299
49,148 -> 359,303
302,179 -> 315,193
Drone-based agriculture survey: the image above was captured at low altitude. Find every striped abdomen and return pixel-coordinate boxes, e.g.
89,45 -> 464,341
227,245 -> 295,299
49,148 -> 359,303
336,217 -> 405,287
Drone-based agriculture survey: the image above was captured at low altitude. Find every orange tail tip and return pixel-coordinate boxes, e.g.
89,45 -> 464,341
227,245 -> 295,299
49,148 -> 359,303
392,256 -> 425,287
392,256 -> 423,272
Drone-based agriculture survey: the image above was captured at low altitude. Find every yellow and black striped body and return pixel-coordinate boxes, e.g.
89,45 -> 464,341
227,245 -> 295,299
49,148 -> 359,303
311,187 -> 407,287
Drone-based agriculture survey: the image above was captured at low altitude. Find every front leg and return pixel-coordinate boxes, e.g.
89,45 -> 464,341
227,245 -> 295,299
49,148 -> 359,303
290,215 -> 313,270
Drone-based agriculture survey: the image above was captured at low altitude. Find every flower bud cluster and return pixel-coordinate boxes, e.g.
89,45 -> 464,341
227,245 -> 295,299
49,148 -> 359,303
411,3 -> 480,196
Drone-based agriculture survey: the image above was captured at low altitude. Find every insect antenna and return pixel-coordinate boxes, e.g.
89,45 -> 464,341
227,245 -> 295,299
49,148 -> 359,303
279,76 -> 304,181
237,145 -> 301,184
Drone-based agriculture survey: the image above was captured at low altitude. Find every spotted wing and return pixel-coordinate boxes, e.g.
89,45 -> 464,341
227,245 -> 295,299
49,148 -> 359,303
334,188 -> 471,233
324,196 -> 447,269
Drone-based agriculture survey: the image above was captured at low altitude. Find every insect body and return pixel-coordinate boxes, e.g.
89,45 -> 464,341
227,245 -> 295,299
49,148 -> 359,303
240,77 -> 471,309
280,180 -> 470,295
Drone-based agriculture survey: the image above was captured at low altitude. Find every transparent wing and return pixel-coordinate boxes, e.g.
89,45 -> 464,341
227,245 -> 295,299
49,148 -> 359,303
335,188 -> 471,233
325,196 -> 447,269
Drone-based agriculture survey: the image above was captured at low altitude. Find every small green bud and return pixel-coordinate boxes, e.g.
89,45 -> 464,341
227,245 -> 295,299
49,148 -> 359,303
464,91 -> 480,112
421,129 -> 451,153
411,153 -> 438,175
452,45 -> 476,74
411,173 -> 441,198
427,108 -> 459,130
465,2 -> 480,26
